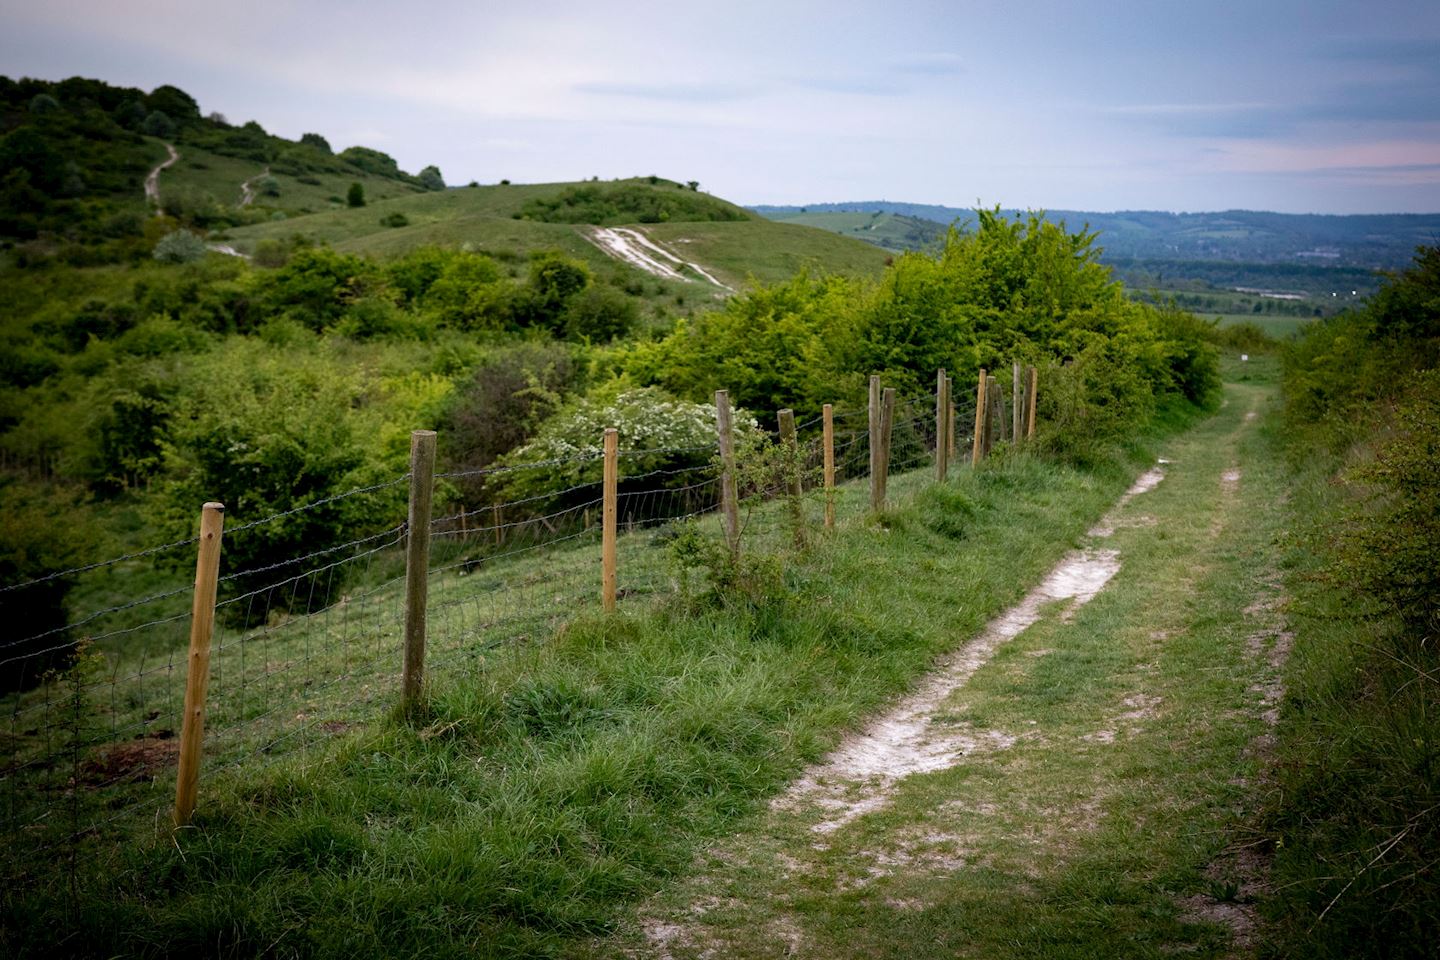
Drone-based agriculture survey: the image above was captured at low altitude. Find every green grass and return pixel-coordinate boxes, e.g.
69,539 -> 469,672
157,143 -> 427,218
593,366 -> 1292,958
1205,312 -> 1313,340
2,410 -> 1166,957
219,180 -> 889,291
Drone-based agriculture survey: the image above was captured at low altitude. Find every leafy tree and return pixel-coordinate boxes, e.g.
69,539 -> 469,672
339,146 -> 400,177
259,175 -> 281,197
146,84 -> 200,122
299,132 -> 332,154
346,181 -> 365,207
141,109 -> 176,139
28,93 -> 59,115
418,165 -> 445,191
114,98 -> 146,130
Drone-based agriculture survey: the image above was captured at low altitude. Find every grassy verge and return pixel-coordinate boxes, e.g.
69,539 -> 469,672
1260,380 -> 1439,958
595,361 -> 1290,958
3,416 -> 1170,957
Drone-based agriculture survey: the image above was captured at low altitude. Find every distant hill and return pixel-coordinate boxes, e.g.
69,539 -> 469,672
755,202 -> 1440,270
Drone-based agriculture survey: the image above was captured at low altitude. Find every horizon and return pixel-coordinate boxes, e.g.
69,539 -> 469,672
2,0 -> 1438,216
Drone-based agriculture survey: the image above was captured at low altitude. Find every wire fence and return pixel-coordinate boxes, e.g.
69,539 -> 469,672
1,368 -> 1028,883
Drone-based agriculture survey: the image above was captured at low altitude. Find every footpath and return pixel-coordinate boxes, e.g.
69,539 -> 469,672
602,368 -> 1289,959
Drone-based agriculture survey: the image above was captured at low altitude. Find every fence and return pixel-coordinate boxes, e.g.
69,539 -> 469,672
0,365 -> 1037,876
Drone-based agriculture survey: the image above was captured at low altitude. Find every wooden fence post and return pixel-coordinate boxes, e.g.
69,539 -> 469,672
402,429 -> 436,707
935,368 -> 950,482
174,500 -> 224,828
987,379 -> 1004,452
877,387 -> 895,508
778,409 -> 805,547
971,368 -> 987,466
715,390 -> 741,560
947,376 -> 956,462
1026,366 -> 1038,439
868,375 -> 882,512
602,428 -> 618,611
1013,362 -> 1023,441
822,403 -> 835,529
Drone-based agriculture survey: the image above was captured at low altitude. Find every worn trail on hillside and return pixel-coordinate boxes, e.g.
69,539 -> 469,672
144,142 -> 178,214
584,226 -> 732,291
615,377 -> 1289,960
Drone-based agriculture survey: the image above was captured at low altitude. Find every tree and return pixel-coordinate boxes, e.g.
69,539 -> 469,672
418,165 -> 445,191
300,132 -> 332,154
346,181 -> 365,207
142,109 -> 176,139
28,93 -> 60,115
259,175 -> 281,197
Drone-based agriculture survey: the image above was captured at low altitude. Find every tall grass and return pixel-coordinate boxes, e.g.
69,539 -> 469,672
1,448 -> 1145,958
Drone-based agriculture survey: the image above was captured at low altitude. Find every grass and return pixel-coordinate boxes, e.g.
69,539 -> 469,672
2,403 -> 1166,958
1205,312 -> 1313,340
159,143 -> 426,217
595,360 -> 1293,958
219,180 -> 889,291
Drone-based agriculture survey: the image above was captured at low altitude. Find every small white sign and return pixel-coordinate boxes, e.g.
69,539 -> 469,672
1241,354 -> 1249,362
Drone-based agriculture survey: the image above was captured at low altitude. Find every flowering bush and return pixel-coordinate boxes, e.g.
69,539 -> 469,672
487,387 -> 758,508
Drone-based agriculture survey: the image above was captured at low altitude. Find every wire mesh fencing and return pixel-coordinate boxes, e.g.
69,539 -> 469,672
1,366 -> 1029,880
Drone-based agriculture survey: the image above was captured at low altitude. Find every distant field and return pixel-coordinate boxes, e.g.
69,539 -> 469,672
1206,312 -> 1314,339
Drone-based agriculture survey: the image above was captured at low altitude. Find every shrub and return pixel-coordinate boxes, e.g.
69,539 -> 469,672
259,175 -> 280,197
561,283 -> 639,342
489,387 -> 757,510
440,341 -> 586,501
155,347 -> 403,623
346,182 -> 365,207
380,212 -> 409,228
152,228 -> 208,264
418,165 -> 445,191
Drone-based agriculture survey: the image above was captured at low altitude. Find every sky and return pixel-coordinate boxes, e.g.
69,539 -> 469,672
2,0 -> 1439,214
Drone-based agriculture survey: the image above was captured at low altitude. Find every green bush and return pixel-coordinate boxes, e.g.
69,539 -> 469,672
519,183 -> 748,225
417,165 -> 445,191
379,212 -> 409,228
488,387 -> 756,509
152,228 -> 208,264
155,346 -> 404,623
346,182 -> 365,207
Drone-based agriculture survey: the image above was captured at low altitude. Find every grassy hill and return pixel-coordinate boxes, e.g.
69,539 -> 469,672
758,210 -> 947,253
219,179 -> 890,291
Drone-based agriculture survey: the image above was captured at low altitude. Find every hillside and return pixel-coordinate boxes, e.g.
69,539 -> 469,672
219,179 -> 889,291
0,75 -> 437,260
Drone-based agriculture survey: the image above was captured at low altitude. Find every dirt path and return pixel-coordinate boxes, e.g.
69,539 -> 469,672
584,226 -> 733,291
607,371 -> 1291,959
238,166 -> 269,208
144,142 -> 179,215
